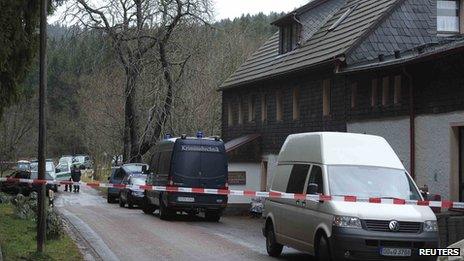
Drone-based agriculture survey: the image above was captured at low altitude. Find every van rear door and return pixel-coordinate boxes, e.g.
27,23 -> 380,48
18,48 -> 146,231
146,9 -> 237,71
171,141 -> 227,189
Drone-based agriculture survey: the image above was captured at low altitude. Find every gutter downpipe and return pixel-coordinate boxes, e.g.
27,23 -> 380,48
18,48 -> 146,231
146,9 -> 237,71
403,66 -> 415,180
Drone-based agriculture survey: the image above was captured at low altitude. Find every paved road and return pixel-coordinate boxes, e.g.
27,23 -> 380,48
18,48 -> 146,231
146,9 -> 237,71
55,186 -> 312,261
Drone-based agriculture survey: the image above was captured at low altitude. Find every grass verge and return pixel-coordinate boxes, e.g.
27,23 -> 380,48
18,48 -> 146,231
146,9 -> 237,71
0,204 -> 82,261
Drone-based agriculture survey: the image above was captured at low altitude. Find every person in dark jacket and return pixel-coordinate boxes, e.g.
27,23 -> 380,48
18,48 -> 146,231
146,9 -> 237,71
71,164 -> 82,193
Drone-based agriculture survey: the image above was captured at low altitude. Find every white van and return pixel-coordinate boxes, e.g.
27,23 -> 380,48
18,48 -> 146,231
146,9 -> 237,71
263,132 -> 438,260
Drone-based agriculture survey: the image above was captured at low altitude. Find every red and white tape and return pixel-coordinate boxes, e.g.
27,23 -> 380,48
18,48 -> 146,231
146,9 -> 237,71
1,177 -> 464,209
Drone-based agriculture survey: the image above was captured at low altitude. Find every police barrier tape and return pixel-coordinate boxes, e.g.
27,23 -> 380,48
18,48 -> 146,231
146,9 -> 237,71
1,177 -> 464,209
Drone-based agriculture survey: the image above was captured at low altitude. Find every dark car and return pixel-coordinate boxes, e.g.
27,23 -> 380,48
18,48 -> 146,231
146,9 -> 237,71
107,164 -> 149,203
119,174 -> 147,208
144,134 -> 228,222
0,170 -> 31,195
107,167 -> 123,203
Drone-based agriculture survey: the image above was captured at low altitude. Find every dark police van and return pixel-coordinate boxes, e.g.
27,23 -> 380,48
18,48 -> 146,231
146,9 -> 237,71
143,134 -> 228,222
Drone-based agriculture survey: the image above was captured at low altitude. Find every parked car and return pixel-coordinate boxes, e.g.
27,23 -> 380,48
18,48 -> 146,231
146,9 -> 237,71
59,155 -> 73,166
144,134 -> 228,221
0,170 -> 31,195
107,164 -> 149,204
16,160 -> 31,172
119,174 -> 147,208
263,132 -> 438,260
72,155 -> 92,169
30,160 -> 58,192
55,162 -> 71,181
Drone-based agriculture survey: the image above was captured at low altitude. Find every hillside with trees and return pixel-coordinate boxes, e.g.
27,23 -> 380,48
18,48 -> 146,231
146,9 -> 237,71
0,12 -> 282,170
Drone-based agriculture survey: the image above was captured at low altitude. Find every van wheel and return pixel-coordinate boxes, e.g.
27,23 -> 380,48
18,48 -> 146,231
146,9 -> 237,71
142,198 -> 156,214
316,234 -> 332,261
265,224 -> 283,257
119,195 -> 125,207
159,199 -> 173,220
205,210 -> 221,222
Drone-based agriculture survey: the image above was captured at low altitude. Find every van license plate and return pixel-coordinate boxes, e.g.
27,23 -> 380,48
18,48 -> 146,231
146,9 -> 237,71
380,248 -> 412,257
178,197 -> 195,203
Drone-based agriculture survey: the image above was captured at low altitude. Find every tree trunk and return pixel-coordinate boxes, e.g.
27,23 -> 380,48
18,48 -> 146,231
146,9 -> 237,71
123,66 -> 140,163
138,42 -> 174,156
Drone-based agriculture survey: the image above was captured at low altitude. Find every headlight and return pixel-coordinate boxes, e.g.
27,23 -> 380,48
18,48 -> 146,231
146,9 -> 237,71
333,216 -> 362,229
423,220 -> 438,232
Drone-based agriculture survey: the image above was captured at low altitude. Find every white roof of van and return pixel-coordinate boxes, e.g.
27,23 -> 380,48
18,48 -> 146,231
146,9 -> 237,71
278,132 -> 405,170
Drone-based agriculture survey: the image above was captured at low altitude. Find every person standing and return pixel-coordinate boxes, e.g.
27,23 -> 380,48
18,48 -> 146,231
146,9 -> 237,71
71,164 -> 82,193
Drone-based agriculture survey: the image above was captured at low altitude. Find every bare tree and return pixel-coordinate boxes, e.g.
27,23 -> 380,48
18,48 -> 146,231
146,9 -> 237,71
0,98 -> 37,163
67,0 -> 212,162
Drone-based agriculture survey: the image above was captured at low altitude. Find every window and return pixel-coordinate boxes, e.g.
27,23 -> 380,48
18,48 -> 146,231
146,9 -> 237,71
308,165 -> 324,194
322,79 -> 331,116
238,99 -> 243,125
276,90 -> 283,121
292,88 -> 300,120
228,171 -> 246,185
248,96 -> 256,122
394,75 -> 402,105
437,0 -> 461,34
286,164 -> 310,194
227,102 -> 233,126
271,165 -> 293,192
158,152 -> 172,174
261,94 -> 267,122
371,79 -> 378,107
351,83 -> 358,109
279,23 -> 300,54
328,166 -> 421,200
382,77 -> 390,106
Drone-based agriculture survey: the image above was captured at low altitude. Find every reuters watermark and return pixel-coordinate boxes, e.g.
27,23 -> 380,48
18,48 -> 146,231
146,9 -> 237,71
419,248 -> 461,257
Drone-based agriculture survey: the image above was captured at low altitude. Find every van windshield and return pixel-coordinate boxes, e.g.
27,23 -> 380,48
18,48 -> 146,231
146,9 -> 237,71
328,166 -> 421,200
172,151 -> 226,178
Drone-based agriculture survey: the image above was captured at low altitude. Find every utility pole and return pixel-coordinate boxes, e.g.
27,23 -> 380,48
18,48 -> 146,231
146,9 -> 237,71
37,0 -> 48,253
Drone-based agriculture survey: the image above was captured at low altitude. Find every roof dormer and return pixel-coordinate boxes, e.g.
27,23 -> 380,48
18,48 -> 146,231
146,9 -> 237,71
277,21 -> 301,54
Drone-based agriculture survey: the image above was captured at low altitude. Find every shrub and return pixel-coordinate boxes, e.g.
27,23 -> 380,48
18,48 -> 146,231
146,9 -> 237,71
0,192 -> 12,204
10,192 -> 64,239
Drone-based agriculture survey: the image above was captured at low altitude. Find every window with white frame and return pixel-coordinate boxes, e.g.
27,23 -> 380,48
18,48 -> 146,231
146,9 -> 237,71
437,0 -> 461,34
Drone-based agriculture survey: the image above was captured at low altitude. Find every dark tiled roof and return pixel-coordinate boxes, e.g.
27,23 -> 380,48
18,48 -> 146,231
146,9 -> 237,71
341,37 -> 464,73
220,0 -> 402,90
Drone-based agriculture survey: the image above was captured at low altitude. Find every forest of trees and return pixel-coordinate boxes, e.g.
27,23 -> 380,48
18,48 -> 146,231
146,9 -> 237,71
0,11 -> 282,170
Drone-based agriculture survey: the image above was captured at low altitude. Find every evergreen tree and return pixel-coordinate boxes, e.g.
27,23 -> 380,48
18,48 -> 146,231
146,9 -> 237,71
0,0 -> 42,116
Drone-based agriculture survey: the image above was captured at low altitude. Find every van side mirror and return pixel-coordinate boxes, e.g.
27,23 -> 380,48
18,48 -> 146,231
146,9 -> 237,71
307,183 -> 319,195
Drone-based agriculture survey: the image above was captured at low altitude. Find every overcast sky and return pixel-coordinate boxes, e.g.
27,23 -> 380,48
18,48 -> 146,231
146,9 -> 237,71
50,0 -> 309,24
213,0 -> 308,20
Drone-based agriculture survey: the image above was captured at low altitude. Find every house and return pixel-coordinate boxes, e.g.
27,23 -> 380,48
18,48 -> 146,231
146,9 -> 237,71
220,0 -> 464,203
